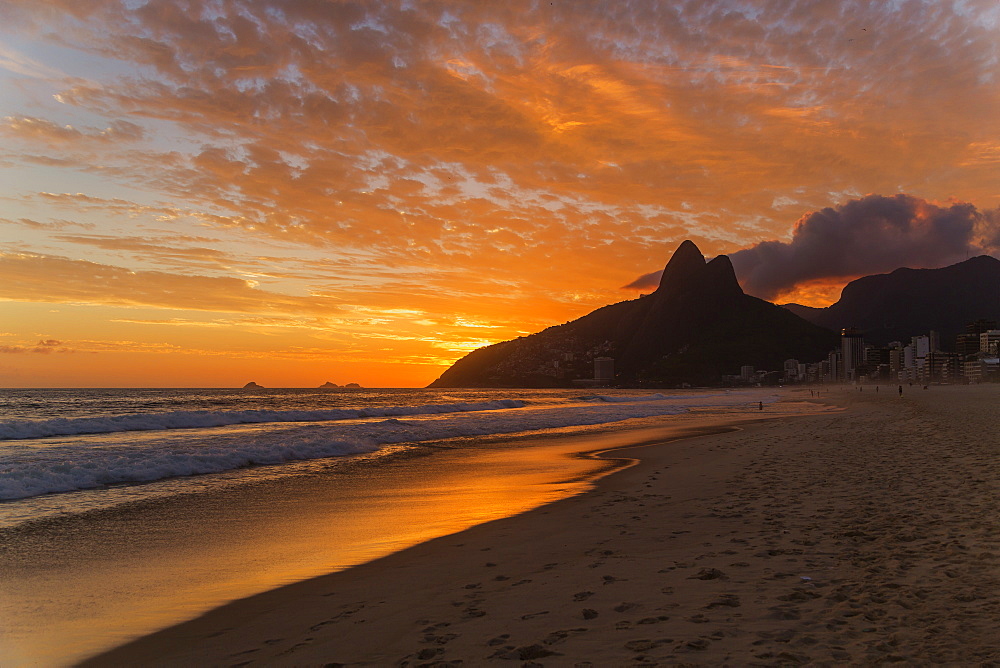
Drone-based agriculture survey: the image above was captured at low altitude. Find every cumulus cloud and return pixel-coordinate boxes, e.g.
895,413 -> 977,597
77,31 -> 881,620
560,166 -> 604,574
730,194 -> 1000,300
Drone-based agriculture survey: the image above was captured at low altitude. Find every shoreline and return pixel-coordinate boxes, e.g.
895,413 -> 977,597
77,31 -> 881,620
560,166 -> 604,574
82,386 -> 1000,665
2,397 -> 793,667
79,396 -> 833,666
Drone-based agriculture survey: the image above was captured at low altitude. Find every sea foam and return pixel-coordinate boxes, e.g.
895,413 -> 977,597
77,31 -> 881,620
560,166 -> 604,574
0,399 -> 525,441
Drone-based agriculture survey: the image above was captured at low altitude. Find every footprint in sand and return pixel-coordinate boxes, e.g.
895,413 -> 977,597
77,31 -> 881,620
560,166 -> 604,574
542,628 -> 588,645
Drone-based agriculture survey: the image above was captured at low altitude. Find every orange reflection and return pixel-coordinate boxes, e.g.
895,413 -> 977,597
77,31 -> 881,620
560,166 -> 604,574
0,427 -> 636,666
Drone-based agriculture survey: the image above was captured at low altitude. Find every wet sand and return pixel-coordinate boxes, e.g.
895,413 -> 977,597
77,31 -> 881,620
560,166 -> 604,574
82,385 -> 1000,666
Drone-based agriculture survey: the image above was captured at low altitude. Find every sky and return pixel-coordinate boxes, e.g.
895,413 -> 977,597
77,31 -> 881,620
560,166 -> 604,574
1,0 -> 999,388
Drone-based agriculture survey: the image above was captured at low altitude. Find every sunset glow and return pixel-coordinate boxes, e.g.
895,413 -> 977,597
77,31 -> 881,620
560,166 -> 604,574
2,1 -> 999,387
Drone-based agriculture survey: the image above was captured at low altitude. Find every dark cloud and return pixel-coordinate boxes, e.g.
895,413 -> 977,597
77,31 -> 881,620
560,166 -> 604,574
623,194 -> 1000,301
621,269 -> 662,291
730,194 -> 997,300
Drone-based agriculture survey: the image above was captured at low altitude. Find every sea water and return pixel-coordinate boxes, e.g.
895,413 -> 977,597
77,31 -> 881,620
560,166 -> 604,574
0,387 -> 775,527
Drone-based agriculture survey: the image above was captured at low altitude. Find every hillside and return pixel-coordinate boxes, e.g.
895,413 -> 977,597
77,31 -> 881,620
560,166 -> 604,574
429,241 -> 839,387
783,256 -> 1000,347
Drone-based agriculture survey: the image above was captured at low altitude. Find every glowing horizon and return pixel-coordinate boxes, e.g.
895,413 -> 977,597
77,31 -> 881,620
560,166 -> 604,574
1,1 -> 998,387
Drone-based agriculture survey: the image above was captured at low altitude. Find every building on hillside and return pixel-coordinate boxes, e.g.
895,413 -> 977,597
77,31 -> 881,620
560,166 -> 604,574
594,357 -> 615,382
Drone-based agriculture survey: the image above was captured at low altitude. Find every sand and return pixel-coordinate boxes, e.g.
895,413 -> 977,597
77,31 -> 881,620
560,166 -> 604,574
84,386 -> 1000,666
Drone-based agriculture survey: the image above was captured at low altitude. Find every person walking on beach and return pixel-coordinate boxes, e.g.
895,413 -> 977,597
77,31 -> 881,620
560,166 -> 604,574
758,401 -> 763,411
898,385 -> 903,397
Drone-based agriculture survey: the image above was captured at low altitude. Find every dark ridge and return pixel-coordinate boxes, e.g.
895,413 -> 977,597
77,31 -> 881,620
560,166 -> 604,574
429,240 -> 839,388
782,255 -> 1000,348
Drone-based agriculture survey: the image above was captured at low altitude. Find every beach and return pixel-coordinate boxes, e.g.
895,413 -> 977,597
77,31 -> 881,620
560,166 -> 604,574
74,385 -> 1000,666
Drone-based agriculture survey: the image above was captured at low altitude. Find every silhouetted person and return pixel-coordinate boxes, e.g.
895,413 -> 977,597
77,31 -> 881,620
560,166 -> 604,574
758,401 -> 763,411
898,385 -> 903,397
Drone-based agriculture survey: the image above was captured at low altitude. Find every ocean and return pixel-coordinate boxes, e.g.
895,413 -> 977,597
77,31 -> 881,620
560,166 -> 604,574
0,387 -> 775,528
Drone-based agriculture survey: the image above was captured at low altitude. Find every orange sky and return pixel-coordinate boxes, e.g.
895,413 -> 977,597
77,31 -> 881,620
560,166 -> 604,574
1,1 -> 999,387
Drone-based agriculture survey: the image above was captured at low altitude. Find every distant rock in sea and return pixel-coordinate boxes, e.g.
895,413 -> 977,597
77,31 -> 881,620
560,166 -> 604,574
319,381 -> 340,388
344,383 -> 362,388
242,381 -> 264,389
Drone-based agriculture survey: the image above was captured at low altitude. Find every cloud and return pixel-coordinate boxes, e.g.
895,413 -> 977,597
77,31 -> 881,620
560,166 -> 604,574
0,339 -> 70,354
0,43 -> 68,79
621,269 -> 662,291
1,116 -> 144,144
729,194 -> 999,300
0,251 -> 344,315
6,0 -> 998,277
3,0 -> 1000,383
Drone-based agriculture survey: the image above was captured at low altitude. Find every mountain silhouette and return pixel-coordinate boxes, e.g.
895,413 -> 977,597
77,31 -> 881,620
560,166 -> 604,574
429,241 -> 839,387
783,256 -> 1000,348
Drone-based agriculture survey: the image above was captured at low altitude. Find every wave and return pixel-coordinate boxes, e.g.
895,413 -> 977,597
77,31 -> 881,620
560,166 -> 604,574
0,399 -> 525,441
0,400 -> 694,501
583,392 -> 671,402
581,391 -> 733,403
0,390 -> 777,502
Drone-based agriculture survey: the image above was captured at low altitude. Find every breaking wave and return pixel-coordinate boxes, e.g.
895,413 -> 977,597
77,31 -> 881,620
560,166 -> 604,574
0,400 -> 525,441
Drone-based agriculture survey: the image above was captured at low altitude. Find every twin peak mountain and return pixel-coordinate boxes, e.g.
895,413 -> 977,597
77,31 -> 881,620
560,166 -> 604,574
429,240 -> 838,387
